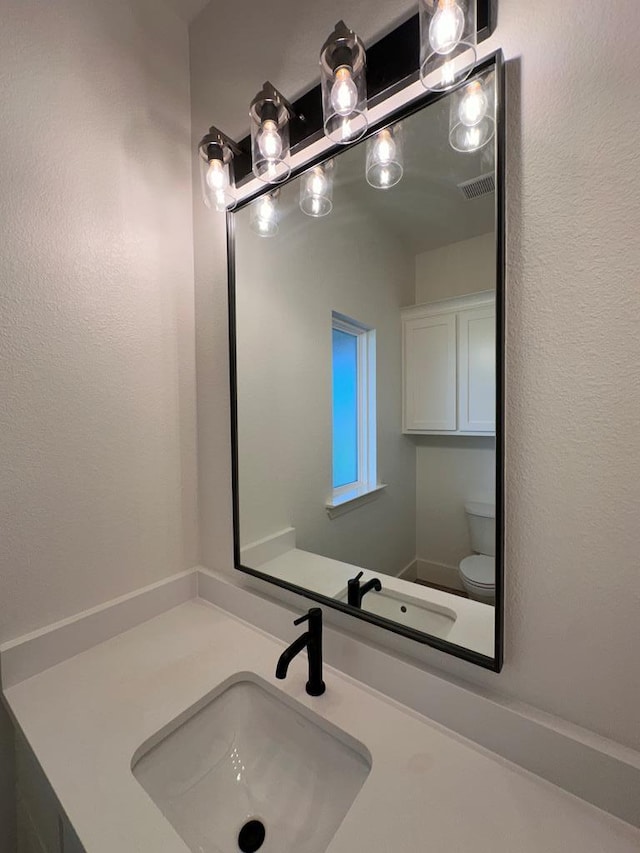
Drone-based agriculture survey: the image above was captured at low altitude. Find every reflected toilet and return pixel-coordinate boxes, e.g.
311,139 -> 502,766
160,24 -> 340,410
459,502 -> 495,604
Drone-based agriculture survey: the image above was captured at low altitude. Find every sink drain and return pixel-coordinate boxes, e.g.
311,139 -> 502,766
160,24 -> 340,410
238,819 -> 266,853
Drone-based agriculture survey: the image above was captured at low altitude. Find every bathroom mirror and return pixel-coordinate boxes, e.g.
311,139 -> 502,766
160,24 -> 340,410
228,53 -> 504,671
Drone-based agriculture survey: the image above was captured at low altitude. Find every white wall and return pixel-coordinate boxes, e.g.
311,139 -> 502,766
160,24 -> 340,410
1,1 -> 197,846
235,187 -> 416,576
416,437 -> 495,574
415,232 -> 496,303
414,234 -> 496,577
192,0 -> 640,753
0,0 -> 197,643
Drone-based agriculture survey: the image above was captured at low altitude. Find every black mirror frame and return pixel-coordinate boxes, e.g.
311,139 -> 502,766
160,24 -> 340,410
226,49 -> 505,673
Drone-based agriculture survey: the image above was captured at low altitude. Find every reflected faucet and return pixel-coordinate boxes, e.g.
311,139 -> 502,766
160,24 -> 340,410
347,571 -> 382,608
276,608 -> 326,696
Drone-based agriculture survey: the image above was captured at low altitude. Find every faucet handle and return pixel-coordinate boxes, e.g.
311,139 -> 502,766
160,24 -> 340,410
349,571 -> 364,584
294,607 -> 322,627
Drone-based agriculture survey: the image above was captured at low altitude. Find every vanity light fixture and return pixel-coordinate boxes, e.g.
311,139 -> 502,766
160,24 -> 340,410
299,161 -> 335,217
419,0 -> 477,92
198,126 -> 239,212
449,73 -> 495,152
250,190 -> 280,237
320,21 -> 368,144
366,125 -> 404,190
250,82 -> 292,184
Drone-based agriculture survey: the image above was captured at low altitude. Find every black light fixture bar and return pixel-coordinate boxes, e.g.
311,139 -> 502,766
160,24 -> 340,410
231,1 -> 496,187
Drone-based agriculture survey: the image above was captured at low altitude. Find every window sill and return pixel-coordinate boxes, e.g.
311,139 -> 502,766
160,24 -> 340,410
325,484 -> 387,519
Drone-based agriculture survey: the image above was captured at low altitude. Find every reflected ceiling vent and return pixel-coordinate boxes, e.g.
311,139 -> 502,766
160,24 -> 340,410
458,173 -> 495,200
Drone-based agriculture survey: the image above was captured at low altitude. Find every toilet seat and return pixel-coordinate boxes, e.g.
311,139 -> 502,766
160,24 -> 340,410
459,555 -> 495,588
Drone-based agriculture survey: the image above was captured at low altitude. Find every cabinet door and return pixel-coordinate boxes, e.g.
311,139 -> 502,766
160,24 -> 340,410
403,313 -> 457,431
458,306 -> 496,433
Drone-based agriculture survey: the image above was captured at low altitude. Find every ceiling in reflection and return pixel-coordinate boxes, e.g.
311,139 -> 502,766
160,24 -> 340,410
274,93 -> 495,256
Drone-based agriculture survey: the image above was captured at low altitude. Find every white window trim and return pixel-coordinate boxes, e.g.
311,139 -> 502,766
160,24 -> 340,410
327,313 -> 384,517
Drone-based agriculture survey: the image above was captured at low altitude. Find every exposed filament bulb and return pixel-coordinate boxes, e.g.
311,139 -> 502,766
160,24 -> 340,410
206,158 -> 228,191
373,129 -> 396,164
257,118 -> 283,160
458,80 -> 488,127
331,66 -> 359,117
429,0 -> 465,55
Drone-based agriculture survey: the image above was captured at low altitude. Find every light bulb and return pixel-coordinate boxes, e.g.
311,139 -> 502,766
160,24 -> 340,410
373,129 -> 397,165
459,81 -> 488,127
256,196 -> 276,223
265,161 -> 280,181
429,0 -> 465,55
331,66 -> 359,117
251,193 -> 279,236
441,60 -> 456,86
464,127 -> 481,150
256,195 -> 277,230
450,115 -> 493,153
300,162 -> 333,217
212,190 -> 228,212
206,158 -> 228,191
337,119 -> 355,143
308,168 -> 328,197
257,118 -> 283,160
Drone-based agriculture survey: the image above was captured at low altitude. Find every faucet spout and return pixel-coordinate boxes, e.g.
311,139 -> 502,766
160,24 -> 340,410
275,608 -> 326,696
361,578 -> 382,597
275,632 -> 309,680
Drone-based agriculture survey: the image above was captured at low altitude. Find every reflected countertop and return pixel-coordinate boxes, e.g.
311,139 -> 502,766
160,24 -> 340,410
257,547 -> 495,657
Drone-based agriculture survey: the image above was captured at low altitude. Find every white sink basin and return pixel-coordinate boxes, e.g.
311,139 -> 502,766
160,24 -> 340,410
340,587 -> 457,638
132,675 -> 371,853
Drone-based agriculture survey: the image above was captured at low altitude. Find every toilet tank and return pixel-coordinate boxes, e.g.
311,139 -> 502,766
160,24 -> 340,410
465,502 -> 496,557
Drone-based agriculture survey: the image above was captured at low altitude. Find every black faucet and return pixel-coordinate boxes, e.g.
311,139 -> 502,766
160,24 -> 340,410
347,571 -> 382,608
276,608 -> 326,696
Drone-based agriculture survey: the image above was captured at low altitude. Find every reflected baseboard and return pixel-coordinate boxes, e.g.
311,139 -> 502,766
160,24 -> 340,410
240,527 -> 296,568
415,559 -> 466,593
396,560 -> 418,582
415,579 -> 469,599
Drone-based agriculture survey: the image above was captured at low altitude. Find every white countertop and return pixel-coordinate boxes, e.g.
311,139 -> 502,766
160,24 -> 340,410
4,599 -> 639,853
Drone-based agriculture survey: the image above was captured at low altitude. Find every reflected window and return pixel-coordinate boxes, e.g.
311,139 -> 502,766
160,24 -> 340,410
332,328 -> 358,487
331,312 -> 377,498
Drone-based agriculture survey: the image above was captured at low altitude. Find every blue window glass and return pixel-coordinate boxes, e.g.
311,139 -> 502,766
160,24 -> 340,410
332,328 -> 358,488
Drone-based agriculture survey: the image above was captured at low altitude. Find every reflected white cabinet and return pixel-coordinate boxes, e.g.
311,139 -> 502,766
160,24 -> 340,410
403,313 -> 457,431
458,305 -> 496,432
402,292 -> 495,436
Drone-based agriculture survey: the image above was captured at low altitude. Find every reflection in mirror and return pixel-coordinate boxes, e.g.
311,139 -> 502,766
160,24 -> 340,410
232,62 -> 501,665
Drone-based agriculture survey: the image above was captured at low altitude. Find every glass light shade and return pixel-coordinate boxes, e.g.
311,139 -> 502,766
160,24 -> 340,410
366,125 -> 404,189
320,22 -> 368,144
449,71 -> 495,153
299,161 -> 335,217
419,0 -> 477,93
250,85 -> 291,185
250,191 -> 280,237
198,131 -> 236,212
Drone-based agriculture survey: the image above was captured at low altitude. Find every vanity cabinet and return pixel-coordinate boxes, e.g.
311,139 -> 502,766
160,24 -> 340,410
15,729 -> 87,852
402,292 -> 495,435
